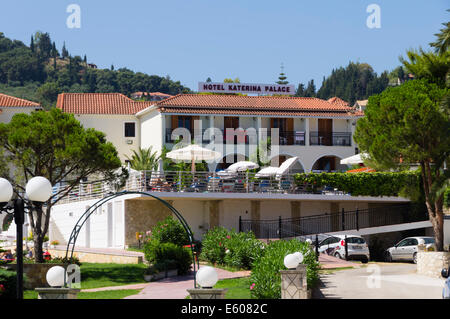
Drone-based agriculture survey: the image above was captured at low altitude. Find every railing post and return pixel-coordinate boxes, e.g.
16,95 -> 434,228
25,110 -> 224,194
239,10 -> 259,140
315,234 -> 319,261
344,235 -> 348,260
356,208 -> 359,231
278,216 -> 282,239
239,216 -> 242,233
341,208 -> 345,231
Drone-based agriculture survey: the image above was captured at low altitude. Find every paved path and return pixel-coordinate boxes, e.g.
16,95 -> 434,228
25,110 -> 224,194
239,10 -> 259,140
316,263 -> 445,299
318,253 -> 360,269
124,268 -> 251,299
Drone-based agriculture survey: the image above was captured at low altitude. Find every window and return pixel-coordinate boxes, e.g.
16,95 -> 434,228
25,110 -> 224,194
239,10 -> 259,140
178,116 -> 192,130
347,237 -> 366,244
423,238 -> 435,245
124,122 -> 136,137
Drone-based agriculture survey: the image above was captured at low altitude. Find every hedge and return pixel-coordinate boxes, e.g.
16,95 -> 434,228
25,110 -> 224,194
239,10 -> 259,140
249,239 -> 319,299
0,269 -> 17,299
294,171 -> 422,198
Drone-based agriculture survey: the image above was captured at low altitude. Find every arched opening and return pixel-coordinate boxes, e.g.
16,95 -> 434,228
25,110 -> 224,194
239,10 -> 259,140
270,155 -> 305,173
312,155 -> 348,172
64,191 -> 199,287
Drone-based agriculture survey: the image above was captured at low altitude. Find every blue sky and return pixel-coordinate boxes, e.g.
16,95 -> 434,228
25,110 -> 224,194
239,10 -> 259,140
0,0 -> 448,91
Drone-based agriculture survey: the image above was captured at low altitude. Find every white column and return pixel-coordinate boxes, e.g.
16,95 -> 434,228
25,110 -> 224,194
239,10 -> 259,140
305,118 -> 310,146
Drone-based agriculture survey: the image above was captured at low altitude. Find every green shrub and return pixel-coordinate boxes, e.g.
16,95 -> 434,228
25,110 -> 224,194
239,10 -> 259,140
0,269 -> 17,299
151,216 -> 190,246
249,239 -> 319,299
200,227 -> 264,270
294,171 -> 422,199
143,240 -> 192,275
199,227 -> 230,265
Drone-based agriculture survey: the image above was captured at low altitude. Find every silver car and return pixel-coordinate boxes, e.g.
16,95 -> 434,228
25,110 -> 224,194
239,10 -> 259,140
317,234 -> 370,263
385,236 -> 435,264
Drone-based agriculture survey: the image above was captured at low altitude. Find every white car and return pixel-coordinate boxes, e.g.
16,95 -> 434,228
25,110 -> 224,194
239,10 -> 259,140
317,234 -> 370,263
385,236 -> 435,264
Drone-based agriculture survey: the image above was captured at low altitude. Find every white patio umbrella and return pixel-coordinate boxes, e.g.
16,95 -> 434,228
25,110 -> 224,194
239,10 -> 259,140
166,144 -> 221,172
255,166 -> 279,178
226,161 -> 259,172
340,153 -> 369,165
276,156 -> 299,179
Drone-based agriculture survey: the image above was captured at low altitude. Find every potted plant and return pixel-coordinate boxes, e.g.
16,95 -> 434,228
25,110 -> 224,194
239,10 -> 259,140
50,240 -> 59,249
144,265 -> 159,282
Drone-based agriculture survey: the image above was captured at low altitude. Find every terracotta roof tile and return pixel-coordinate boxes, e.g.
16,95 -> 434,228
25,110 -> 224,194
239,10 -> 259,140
0,93 -> 40,107
327,97 -> 349,107
56,93 -> 152,115
155,94 -> 362,118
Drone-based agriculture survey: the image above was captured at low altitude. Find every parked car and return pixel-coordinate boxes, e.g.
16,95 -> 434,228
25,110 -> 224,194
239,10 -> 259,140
317,234 -> 370,263
385,236 -> 435,264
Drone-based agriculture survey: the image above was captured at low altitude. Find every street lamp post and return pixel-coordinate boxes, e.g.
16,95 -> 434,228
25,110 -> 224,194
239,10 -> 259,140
0,177 -> 53,299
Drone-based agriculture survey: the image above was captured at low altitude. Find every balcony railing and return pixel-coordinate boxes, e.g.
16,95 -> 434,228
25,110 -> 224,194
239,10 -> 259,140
309,131 -> 351,146
52,171 -> 351,205
267,130 -> 306,146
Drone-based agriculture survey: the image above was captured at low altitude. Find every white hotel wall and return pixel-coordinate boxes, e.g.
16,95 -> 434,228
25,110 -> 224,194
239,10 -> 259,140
75,114 -> 140,163
0,107 -> 39,124
49,195 -> 138,249
140,111 -> 163,155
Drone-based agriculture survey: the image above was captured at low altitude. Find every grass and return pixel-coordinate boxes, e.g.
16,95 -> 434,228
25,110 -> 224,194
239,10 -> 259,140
215,277 -> 252,299
79,263 -> 148,289
200,261 -> 247,273
24,289 -> 142,299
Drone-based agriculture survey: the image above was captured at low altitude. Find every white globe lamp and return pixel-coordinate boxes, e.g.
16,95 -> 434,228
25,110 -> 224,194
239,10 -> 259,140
25,177 -> 52,203
196,266 -> 218,288
46,266 -> 66,287
0,178 -> 13,204
293,252 -> 304,264
284,253 -> 300,269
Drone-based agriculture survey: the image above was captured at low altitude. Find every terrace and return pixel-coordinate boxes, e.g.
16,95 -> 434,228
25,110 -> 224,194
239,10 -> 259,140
51,170 -> 351,205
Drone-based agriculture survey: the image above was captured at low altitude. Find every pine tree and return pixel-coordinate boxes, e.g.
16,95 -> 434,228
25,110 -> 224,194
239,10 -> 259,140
295,83 -> 305,97
276,63 -> 289,85
62,42 -> 69,59
30,35 -> 35,53
304,79 -> 316,97
83,55 -> 87,64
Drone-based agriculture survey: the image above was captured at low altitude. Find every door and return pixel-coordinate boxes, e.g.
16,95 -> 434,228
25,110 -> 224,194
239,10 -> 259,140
403,238 -> 418,261
392,239 -> 410,260
318,119 -> 332,145
107,202 -> 113,247
224,117 -> 240,143
114,201 -> 123,247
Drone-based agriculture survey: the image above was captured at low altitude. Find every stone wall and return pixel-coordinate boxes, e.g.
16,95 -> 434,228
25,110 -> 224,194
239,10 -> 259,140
124,198 -> 173,247
48,249 -> 143,264
417,251 -> 450,278
2,263 -> 64,289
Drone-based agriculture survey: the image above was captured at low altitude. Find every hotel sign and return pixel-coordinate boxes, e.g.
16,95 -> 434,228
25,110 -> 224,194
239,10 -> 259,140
198,82 -> 295,95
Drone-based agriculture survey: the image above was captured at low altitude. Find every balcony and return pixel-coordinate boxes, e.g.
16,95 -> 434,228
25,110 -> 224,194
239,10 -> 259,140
52,171 -> 350,205
309,131 -> 351,146
267,130 -> 305,146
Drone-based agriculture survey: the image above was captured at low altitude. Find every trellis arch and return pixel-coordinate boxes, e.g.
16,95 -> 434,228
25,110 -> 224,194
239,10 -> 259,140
64,191 -> 200,287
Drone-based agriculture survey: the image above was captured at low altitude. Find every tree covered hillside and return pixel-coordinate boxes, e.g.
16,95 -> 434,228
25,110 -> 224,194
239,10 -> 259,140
315,62 -> 390,104
0,32 -> 191,108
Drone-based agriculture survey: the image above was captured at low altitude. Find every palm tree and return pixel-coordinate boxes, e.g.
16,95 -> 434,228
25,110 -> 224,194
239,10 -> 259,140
125,147 -> 160,171
400,48 -> 450,86
430,17 -> 450,55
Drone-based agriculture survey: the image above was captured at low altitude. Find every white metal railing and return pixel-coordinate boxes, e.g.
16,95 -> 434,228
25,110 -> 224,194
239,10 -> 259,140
52,170 -> 349,205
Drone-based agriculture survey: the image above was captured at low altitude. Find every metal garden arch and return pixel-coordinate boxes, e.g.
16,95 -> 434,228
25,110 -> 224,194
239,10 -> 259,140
64,191 -> 200,287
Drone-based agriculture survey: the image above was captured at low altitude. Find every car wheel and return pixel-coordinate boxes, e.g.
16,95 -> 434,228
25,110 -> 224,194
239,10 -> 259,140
385,251 -> 392,262
361,257 -> 369,264
413,252 -> 417,264
334,252 -> 342,260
